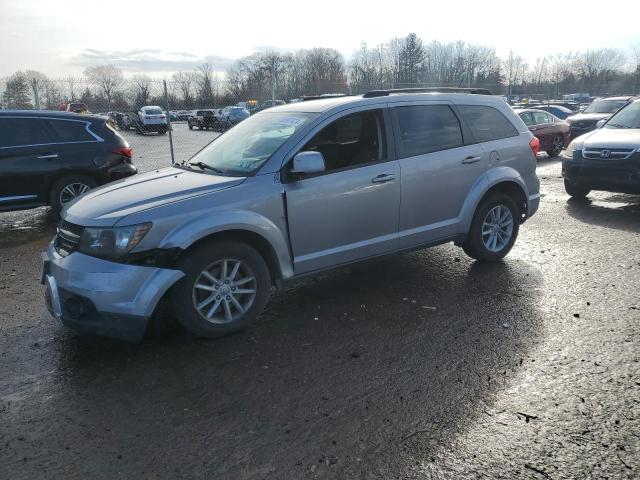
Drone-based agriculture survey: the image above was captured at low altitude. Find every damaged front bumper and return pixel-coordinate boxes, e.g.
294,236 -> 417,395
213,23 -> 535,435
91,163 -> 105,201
41,241 -> 184,341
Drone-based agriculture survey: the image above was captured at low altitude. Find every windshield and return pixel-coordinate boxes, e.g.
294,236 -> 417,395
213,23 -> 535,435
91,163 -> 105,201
605,101 -> 640,129
583,100 -> 627,114
187,111 -> 317,175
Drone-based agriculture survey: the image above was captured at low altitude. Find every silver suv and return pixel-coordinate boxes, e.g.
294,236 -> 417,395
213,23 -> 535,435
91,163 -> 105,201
42,88 -> 540,341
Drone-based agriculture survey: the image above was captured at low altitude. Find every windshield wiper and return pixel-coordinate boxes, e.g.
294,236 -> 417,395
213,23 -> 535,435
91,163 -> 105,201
606,123 -> 631,129
188,161 -> 226,174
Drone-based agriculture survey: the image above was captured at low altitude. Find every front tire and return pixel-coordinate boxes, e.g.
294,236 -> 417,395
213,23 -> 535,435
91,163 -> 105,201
564,179 -> 590,198
170,241 -> 271,338
462,193 -> 520,262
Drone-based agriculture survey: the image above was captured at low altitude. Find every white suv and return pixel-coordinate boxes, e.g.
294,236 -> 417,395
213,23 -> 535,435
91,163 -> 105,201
136,106 -> 168,135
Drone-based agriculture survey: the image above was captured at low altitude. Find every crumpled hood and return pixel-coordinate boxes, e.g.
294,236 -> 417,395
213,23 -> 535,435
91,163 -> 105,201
575,127 -> 640,150
63,167 -> 246,226
567,112 -> 611,124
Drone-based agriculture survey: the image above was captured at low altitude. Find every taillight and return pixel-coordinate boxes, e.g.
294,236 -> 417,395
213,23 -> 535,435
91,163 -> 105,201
529,137 -> 540,156
113,147 -> 132,159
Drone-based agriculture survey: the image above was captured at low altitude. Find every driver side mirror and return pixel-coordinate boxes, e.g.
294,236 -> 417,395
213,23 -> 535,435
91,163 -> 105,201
290,151 -> 326,176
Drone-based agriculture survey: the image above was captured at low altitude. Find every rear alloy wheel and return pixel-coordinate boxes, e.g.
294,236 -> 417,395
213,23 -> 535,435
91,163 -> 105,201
546,136 -> 564,157
50,175 -> 97,211
171,241 -> 271,338
462,193 -> 520,262
564,179 -> 590,198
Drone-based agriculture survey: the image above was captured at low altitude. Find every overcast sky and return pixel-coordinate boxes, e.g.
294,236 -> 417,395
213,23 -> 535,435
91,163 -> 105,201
1,0 -> 639,77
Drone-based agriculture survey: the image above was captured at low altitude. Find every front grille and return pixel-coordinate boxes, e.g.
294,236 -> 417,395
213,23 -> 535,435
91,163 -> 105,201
55,220 -> 84,256
583,148 -> 636,160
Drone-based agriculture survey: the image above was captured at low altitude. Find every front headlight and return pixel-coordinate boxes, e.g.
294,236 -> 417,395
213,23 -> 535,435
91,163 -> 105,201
561,141 -> 581,160
78,223 -> 151,259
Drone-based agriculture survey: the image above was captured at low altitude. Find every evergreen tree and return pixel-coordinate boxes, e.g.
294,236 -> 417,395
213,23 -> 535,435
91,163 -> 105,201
2,72 -> 33,109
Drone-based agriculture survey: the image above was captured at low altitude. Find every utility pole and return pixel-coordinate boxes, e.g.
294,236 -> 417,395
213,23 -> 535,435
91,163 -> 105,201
31,79 -> 40,110
163,80 -> 175,165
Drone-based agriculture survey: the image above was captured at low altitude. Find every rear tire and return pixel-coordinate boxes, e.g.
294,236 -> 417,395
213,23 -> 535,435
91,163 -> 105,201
188,124 -> 193,130
50,174 -> 97,212
564,179 -> 590,198
170,241 -> 271,338
462,193 -> 520,262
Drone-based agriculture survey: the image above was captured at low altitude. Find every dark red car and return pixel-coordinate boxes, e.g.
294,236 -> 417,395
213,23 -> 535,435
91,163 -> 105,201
515,109 -> 571,157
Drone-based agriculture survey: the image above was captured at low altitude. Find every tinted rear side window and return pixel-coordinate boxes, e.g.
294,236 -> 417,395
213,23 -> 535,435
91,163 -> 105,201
392,105 -> 463,158
43,119 -> 96,143
0,118 -> 52,147
458,105 -> 518,143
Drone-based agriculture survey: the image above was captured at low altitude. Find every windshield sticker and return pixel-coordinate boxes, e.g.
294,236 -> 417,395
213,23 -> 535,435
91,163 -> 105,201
274,116 -> 306,128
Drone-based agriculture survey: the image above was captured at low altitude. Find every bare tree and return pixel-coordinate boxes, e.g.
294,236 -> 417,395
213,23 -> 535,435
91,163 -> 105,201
577,48 -> 625,94
66,76 -> 78,101
630,44 -> 640,94
172,71 -> 196,108
84,65 -> 124,110
130,74 -> 152,109
195,63 -> 215,106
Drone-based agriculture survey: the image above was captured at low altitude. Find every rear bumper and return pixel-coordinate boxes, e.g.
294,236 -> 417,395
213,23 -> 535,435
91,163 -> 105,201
140,124 -> 167,131
527,193 -> 540,218
41,242 -> 184,341
106,162 -> 137,181
562,157 -> 640,193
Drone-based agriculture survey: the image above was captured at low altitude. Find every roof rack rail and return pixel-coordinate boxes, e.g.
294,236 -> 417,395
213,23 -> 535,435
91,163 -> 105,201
301,94 -> 349,101
362,87 -> 492,98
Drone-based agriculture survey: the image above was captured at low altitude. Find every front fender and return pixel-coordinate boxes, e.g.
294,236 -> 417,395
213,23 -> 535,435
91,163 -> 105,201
159,209 -> 294,280
458,166 -> 528,233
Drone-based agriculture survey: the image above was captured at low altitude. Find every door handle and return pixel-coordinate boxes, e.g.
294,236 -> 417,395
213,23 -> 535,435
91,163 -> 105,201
462,155 -> 482,164
371,174 -> 396,184
37,154 -> 59,159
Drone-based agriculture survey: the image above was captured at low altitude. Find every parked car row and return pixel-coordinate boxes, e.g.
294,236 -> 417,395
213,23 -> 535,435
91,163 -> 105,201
187,106 -> 250,132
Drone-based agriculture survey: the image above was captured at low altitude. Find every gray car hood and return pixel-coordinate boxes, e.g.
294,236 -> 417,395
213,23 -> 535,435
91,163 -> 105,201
574,127 -> 640,150
63,167 -> 246,226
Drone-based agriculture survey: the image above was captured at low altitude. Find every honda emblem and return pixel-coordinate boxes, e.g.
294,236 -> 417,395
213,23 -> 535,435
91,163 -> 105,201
600,149 -> 611,159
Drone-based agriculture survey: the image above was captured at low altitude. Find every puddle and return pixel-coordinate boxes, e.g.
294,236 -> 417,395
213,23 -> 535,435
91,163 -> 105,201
0,207 -> 57,248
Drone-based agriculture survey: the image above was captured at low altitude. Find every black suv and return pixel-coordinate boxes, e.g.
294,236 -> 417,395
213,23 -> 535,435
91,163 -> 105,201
0,111 -> 137,212
187,109 -> 219,130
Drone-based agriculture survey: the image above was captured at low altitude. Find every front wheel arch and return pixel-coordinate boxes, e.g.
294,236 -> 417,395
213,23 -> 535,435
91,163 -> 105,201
176,229 -> 283,289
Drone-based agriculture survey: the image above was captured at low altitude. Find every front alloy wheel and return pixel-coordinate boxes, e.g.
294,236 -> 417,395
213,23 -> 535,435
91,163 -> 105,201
192,259 -> 257,324
171,240 -> 271,338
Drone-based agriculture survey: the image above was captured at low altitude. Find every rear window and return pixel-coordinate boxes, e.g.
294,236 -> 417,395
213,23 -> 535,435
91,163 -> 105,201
144,108 -> 163,115
0,118 -> 53,147
392,105 -> 463,158
43,119 -> 96,143
458,105 -> 519,143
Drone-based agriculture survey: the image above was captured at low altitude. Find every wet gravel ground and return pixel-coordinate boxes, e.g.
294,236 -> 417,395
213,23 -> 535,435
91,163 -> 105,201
0,158 -> 638,479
